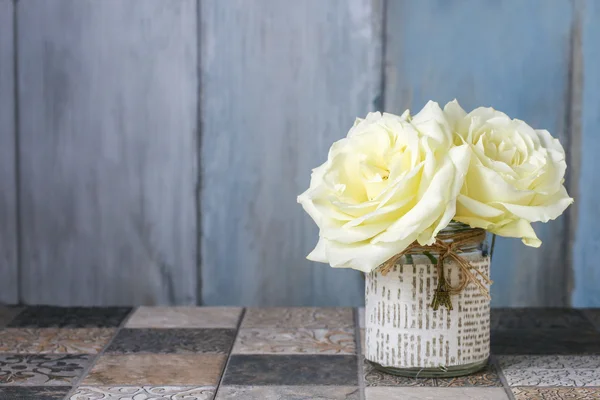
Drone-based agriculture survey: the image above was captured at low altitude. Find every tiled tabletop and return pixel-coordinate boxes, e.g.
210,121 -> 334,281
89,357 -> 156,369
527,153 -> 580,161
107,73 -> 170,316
1,307 -> 600,400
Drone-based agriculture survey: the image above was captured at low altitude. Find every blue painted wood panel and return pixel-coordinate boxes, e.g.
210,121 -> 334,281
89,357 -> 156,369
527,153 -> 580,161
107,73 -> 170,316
572,0 -> 600,307
384,0 -> 574,306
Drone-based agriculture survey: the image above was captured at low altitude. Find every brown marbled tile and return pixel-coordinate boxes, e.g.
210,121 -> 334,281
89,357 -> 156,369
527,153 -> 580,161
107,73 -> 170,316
232,328 -> 355,355
0,306 -> 22,328
82,354 -> 226,386
0,386 -> 71,400
491,308 -> 594,331
512,387 -> 600,400
71,386 -> 215,399
362,358 -> 436,387
366,387 -> 509,400
215,386 -> 360,399
126,307 -> 242,329
0,328 -> 115,354
0,354 -> 92,386
222,355 -> 358,386
106,328 -> 235,354
491,329 -> 600,355
242,307 -> 354,329
435,362 -> 502,387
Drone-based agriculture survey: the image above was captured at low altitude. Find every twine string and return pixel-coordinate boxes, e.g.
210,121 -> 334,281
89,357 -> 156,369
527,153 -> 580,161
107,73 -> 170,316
379,228 -> 493,310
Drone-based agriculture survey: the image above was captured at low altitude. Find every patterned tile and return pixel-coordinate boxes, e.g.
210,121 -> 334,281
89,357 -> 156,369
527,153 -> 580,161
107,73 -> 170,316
71,386 -> 215,399
215,386 -> 360,399
0,306 -> 22,328
232,328 -> 355,355
365,387 -> 509,399
512,387 -> 600,400
106,328 -> 236,354
222,354 -> 358,386
491,329 -> 600,354
0,354 -> 92,385
8,307 -> 131,328
126,306 -> 242,329
83,354 -> 226,385
0,386 -> 71,400
242,308 -> 354,329
435,363 -> 502,387
362,358 -> 436,387
0,328 -> 115,354
491,308 -> 593,331
499,355 -> 600,387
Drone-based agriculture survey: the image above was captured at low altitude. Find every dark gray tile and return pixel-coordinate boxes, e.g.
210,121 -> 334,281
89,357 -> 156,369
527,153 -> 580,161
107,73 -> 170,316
8,306 -> 131,328
106,328 -> 236,354
0,386 -> 71,400
582,309 -> 600,331
435,362 -> 502,387
0,306 -> 22,328
491,308 -> 593,330
491,329 -> 600,355
222,355 -> 358,386
362,358 -> 436,387
0,354 -> 92,385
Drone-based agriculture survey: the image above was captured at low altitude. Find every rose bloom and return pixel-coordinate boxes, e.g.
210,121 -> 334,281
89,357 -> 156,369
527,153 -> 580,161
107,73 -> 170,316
444,100 -> 573,247
298,102 -> 470,272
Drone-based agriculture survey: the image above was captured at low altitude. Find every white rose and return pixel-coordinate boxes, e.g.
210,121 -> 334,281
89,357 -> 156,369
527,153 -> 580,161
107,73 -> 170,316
298,102 -> 470,272
444,100 -> 574,247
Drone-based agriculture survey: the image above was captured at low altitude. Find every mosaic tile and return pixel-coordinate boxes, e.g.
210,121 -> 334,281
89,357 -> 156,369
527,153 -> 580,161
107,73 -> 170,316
0,354 -> 92,385
0,386 -> 71,400
362,358 -> 436,387
242,308 -> 354,329
222,354 -> 358,386
491,308 -> 593,331
498,355 -> 600,370
499,355 -> 600,387
491,329 -> 600,354
436,362 -> 502,387
232,328 -> 355,355
512,387 -> 600,400
8,307 -> 131,328
83,354 -> 226,386
126,306 -> 242,329
365,387 -> 509,400
106,328 -> 236,354
215,386 -> 360,399
0,306 -> 22,328
0,328 -> 115,354
71,386 -> 215,400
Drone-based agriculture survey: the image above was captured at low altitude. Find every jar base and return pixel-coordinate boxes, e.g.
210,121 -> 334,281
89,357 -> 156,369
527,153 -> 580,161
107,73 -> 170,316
368,357 -> 489,378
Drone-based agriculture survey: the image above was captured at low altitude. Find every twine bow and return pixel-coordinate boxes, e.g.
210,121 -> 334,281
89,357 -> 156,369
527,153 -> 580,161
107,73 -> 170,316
378,228 -> 493,311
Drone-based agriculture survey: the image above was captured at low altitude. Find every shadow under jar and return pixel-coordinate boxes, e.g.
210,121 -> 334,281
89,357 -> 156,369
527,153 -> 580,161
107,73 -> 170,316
364,221 -> 491,378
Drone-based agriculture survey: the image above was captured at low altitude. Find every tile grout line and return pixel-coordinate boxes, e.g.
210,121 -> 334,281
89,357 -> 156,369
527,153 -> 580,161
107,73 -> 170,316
63,307 -> 137,400
212,307 -> 246,399
491,355 -> 515,400
354,307 -> 366,400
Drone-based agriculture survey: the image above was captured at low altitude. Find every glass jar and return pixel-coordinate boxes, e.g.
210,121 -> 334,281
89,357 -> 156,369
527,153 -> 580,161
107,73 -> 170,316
364,222 -> 491,378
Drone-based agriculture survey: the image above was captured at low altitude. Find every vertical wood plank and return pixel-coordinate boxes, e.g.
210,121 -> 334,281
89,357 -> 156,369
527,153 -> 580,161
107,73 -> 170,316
0,0 -> 18,303
385,0 -> 573,306
572,0 -> 600,307
17,0 -> 198,305
200,0 -> 383,306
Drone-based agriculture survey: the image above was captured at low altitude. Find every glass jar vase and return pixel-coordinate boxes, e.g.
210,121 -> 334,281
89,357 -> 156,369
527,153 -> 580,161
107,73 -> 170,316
364,222 -> 491,378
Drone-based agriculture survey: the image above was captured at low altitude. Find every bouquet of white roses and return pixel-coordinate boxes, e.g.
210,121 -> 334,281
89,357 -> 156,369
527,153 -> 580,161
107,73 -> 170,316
298,100 -> 573,274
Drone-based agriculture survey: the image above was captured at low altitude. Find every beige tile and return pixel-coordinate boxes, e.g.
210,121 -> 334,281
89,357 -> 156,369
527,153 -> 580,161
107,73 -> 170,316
71,386 -> 215,399
83,354 -> 227,386
232,328 -> 355,355
242,307 -> 354,329
365,387 -> 509,400
0,328 -> 115,354
216,386 -> 360,399
126,306 -> 242,328
512,387 -> 600,400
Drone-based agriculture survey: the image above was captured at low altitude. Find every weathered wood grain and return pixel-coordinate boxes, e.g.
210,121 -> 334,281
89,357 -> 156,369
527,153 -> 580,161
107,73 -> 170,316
384,0 -> 574,306
200,0 -> 383,306
0,0 -> 18,303
17,0 -> 198,305
572,0 -> 599,307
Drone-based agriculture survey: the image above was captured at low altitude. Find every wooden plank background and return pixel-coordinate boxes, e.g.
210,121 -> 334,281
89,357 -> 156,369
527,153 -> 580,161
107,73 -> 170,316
0,0 -> 598,306
16,0 -> 198,305
0,0 -> 17,303
200,0 -> 382,306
